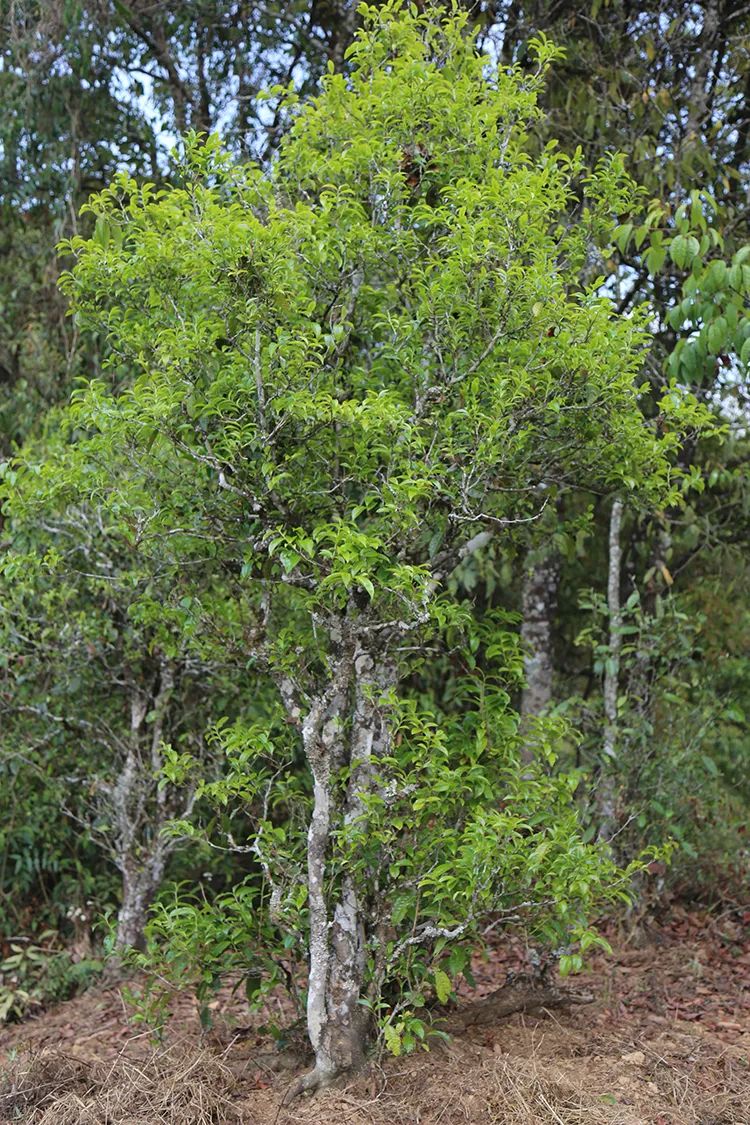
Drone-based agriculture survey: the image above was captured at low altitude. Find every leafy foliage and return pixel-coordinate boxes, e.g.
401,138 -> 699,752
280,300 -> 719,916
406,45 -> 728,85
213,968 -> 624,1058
1,2 -> 702,1065
0,0 -> 749,1075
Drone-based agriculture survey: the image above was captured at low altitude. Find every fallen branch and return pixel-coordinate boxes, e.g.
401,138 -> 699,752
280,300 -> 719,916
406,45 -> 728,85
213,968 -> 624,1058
442,976 -> 594,1032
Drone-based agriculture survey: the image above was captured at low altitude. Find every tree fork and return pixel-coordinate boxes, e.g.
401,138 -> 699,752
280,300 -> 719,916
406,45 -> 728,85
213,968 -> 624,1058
292,639 -> 396,1094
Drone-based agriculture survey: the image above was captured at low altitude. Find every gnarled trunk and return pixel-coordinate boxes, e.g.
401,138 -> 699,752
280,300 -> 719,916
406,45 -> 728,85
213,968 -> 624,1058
287,643 -> 394,1097
109,660 -> 177,956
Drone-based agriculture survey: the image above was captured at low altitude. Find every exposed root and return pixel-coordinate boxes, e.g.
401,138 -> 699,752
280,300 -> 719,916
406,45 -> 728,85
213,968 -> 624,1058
444,975 -> 594,1032
282,1065 -> 325,1103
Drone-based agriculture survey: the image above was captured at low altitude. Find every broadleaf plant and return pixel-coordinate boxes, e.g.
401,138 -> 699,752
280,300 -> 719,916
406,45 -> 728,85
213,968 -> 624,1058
10,0 -> 709,1093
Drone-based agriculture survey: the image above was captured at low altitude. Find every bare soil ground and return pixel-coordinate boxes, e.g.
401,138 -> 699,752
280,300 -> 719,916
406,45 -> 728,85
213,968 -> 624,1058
1,906 -> 749,1124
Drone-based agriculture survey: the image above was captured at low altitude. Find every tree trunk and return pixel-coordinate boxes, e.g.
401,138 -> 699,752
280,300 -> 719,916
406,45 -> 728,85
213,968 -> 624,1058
110,662 -> 176,955
114,850 -> 166,952
288,642 -> 394,1098
598,498 -> 624,841
519,547 -> 559,763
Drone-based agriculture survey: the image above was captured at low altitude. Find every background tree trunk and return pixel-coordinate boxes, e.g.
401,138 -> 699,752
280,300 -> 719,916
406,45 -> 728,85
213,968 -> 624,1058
114,849 -> 167,952
598,498 -> 624,841
520,547 -> 560,763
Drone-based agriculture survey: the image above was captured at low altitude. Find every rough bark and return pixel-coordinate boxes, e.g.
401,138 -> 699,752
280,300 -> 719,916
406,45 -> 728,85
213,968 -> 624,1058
598,498 -> 624,842
285,633 -> 395,1099
110,660 -> 177,954
114,851 -> 167,952
519,547 -> 560,763
443,976 -> 594,1032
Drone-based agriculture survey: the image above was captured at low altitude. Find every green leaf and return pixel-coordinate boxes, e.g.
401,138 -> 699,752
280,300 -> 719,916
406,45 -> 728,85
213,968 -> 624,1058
244,971 -> 263,1002
670,234 -> 699,269
384,1024 -> 402,1056
360,576 -> 375,600
433,969 -> 452,1004
644,244 -> 666,274
613,223 -> 633,253
707,316 -> 727,355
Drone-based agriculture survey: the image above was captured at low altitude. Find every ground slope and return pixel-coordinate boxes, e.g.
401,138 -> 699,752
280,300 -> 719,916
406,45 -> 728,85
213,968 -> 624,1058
1,907 -> 749,1124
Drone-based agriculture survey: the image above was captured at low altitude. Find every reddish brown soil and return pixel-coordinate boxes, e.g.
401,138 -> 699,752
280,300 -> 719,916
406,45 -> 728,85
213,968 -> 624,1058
1,906 -> 749,1123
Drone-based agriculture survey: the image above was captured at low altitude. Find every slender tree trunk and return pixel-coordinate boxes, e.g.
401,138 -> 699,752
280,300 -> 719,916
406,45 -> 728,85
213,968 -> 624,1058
111,661 -> 175,954
289,641 -> 394,1097
518,546 -> 559,991
519,547 -> 559,763
598,498 -> 624,841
